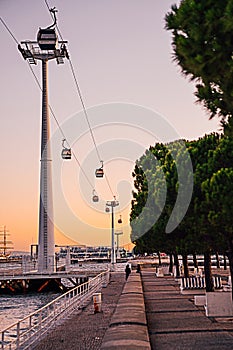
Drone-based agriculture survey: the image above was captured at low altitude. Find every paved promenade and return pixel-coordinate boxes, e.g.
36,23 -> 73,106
141,269 -> 233,350
34,272 -> 125,350
33,266 -> 233,350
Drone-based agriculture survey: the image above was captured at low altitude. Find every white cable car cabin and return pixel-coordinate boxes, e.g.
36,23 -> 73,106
95,168 -> 104,177
93,195 -> 99,202
95,161 -> 104,178
37,8 -> 58,51
92,190 -> 99,202
61,139 -> 71,160
61,148 -> 71,160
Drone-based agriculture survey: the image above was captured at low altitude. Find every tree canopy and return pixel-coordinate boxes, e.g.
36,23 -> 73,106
165,0 -> 233,129
130,133 -> 233,291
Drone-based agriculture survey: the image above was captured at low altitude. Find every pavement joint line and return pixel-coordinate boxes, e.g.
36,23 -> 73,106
144,290 -> 178,292
144,285 -> 177,287
109,321 -> 148,328
146,309 -> 201,314
149,328 -> 233,335
144,297 -> 186,300
143,282 -> 176,284
122,291 -> 143,295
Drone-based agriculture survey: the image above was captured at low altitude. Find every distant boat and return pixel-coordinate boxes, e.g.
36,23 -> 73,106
0,226 -> 14,258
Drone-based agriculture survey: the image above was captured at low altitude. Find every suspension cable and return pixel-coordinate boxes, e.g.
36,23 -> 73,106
68,59 -> 115,197
44,0 -> 116,199
68,59 -> 102,162
45,0 -> 102,161
0,17 -> 18,44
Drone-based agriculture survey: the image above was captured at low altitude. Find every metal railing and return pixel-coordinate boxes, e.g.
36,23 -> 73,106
0,270 -> 110,350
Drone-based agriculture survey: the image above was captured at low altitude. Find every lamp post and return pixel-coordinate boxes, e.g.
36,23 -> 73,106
18,9 -> 69,273
115,230 -> 123,260
106,199 -> 119,265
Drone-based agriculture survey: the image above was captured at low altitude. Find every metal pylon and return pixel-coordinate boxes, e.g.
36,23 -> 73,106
18,13 -> 69,273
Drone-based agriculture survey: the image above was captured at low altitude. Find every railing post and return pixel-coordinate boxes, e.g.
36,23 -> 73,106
1,331 -> 4,350
39,312 -> 42,333
16,322 -> 20,349
81,284 -> 84,307
64,294 -> 67,309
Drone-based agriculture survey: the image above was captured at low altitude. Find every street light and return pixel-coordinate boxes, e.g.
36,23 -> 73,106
106,199 -> 119,264
115,230 -> 123,260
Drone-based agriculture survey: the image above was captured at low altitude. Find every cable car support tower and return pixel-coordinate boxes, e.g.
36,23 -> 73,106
18,8 -> 69,273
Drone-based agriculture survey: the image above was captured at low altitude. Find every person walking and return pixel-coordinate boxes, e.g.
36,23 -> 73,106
125,264 -> 131,280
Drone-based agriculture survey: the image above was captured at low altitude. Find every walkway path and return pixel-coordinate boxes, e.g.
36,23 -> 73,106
34,272 -> 125,350
141,269 -> 233,350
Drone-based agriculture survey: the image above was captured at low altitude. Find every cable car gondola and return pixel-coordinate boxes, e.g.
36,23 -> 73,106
105,207 -> 110,213
61,139 -> 71,160
118,215 -> 122,224
95,160 -> 104,178
37,8 -> 58,51
37,28 -> 58,51
92,190 -> 99,203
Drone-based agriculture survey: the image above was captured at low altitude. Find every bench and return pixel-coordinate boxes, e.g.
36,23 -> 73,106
180,276 -> 222,294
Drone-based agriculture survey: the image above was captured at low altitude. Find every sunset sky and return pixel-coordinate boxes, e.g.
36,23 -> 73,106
0,0 -> 219,252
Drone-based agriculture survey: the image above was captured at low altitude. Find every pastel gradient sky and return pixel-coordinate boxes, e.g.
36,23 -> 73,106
0,0 -> 219,251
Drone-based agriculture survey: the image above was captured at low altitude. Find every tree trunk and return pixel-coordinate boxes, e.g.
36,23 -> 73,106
169,253 -> 173,273
174,252 -> 180,277
215,252 -> 220,269
226,240 -> 233,300
182,253 -> 189,278
193,253 -> 198,268
158,252 -> 161,266
223,254 -> 227,270
204,251 -> 214,292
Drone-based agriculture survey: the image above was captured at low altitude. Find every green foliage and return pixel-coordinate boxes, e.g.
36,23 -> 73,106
203,168 -> 233,235
165,0 -> 233,124
130,140 -> 191,253
130,132 -> 233,257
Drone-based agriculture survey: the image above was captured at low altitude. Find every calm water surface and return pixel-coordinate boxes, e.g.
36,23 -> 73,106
0,292 -> 60,331
0,260 -> 124,332
0,262 -> 60,331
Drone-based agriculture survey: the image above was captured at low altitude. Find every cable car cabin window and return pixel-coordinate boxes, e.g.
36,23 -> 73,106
61,148 -> 71,160
92,195 -> 99,202
37,28 -> 58,51
95,168 -> 104,178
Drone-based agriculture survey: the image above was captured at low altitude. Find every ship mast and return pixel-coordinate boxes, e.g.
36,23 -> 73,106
0,226 -> 13,256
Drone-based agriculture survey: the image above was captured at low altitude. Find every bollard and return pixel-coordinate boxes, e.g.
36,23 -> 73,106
102,271 -> 110,288
93,292 -> 102,313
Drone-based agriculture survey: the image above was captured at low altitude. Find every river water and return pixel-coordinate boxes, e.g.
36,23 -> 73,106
0,260 -> 127,332
0,262 -> 60,331
0,292 -> 60,331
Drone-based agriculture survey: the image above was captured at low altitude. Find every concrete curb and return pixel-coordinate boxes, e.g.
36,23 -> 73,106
101,272 -> 151,349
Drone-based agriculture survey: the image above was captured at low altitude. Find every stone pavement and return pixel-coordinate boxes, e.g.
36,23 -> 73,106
33,272 -> 125,350
141,269 -> 233,350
